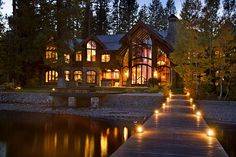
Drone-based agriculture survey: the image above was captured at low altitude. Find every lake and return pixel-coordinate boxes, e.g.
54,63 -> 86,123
0,111 -> 133,157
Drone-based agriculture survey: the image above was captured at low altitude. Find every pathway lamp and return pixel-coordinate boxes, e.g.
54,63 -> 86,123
162,103 -> 166,108
196,111 -> 201,117
136,125 -> 144,133
190,98 -> 193,103
186,92 -> 190,96
52,88 -> 56,92
154,110 -> 159,114
207,129 -> 215,137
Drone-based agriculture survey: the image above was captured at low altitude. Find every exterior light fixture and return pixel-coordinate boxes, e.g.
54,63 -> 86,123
166,97 -> 170,102
190,98 -> 193,103
196,111 -> 201,117
154,110 -> 159,114
192,104 -> 196,110
15,86 -> 21,90
52,88 -> 56,91
169,92 -> 172,98
162,103 -> 166,108
187,92 -> 190,96
207,129 -> 215,137
136,125 -> 144,133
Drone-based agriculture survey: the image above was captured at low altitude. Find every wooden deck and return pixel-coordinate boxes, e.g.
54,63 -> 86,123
111,95 -> 228,157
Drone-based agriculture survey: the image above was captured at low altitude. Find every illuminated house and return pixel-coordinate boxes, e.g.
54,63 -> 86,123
44,15 -> 179,87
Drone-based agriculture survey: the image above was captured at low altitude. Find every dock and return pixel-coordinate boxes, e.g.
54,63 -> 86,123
111,94 -> 228,157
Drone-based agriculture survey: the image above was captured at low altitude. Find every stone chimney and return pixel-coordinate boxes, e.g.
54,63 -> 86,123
166,14 -> 178,45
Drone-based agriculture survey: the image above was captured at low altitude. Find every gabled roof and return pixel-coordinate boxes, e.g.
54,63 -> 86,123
96,34 -> 125,51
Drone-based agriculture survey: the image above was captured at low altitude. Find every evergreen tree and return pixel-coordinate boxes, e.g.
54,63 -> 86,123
119,0 -> 139,32
94,0 -> 110,35
110,0 -> 120,34
223,0 -> 236,22
165,0 -> 177,15
148,0 -> 165,31
138,5 -> 149,24
180,0 -> 202,28
200,0 -> 220,92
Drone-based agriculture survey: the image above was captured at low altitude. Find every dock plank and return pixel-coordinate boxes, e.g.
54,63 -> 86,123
111,95 -> 228,157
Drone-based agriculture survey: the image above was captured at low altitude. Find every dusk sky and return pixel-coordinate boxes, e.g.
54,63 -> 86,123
1,0 -> 222,17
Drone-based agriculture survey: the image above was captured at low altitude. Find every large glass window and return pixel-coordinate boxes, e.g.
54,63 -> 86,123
45,46 -> 58,61
103,69 -> 112,79
131,37 -> 152,85
157,51 -> 170,82
45,70 -> 58,83
87,41 -> 96,62
113,69 -> 120,79
75,51 -> 82,61
101,54 -> 110,62
86,71 -> 96,84
74,70 -> 82,81
64,70 -> 70,81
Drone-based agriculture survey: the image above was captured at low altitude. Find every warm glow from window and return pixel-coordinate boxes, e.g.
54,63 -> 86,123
75,51 -> 82,61
153,71 -> 158,78
45,70 -> 58,83
103,70 -> 112,79
113,69 -> 120,79
74,70 -> 82,81
123,127 -> 128,141
101,54 -> 110,62
87,41 -> 96,62
157,53 -> 169,66
86,71 -> 96,83
46,46 -> 58,61
64,54 -> 70,63
100,133 -> 108,157
64,70 -> 70,81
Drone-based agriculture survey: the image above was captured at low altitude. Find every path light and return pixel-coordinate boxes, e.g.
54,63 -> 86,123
187,92 -> 190,96
15,86 -> 21,90
52,88 -> 56,91
166,97 -> 170,102
190,98 -> 193,103
207,129 -> 215,137
192,104 -> 196,110
154,109 -> 159,114
136,125 -> 144,133
169,92 -> 172,98
162,103 -> 166,108
196,111 -> 201,117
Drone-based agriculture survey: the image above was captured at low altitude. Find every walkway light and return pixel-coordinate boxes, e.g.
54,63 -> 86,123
190,98 -> 193,103
187,92 -> 190,96
162,103 -> 166,108
166,97 -> 170,102
192,104 -> 196,110
52,88 -> 56,91
154,110 -> 159,114
207,129 -> 215,137
169,92 -> 172,98
136,125 -> 144,133
196,111 -> 201,117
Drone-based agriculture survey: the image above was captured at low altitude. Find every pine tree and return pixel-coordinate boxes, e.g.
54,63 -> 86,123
148,0 -> 165,31
165,0 -> 176,15
138,5 -> 149,24
111,0 -> 120,34
119,0 -> 139,32
180,0 -> 202,28
223,0 -> 236,19
94,0 -> 110,35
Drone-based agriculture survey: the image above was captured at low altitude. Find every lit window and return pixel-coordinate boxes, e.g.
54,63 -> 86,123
45,70 -> 58,83
157,53 -> 169,66
45,46 -> 58,61
75,51 -> 82,61
86,71 -> 96,83
74,70 -> 82,81
103,69 -> 112,79
101,54 -> 110,62
113,69 -> 120,79
64,70 -> 70,81
64,54 -> 70,63
87,41 -> 96,62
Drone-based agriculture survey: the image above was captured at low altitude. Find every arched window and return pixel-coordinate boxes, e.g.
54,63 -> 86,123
87,40 -> 96,62
86,71 -> 96,84
101,54 -> 110,62
74,70 -> 82,81
157,50 -> 170,82
64,70 -> 70,81
75,51 -> 82,61
131,36 -> 152,85
45,70 -> 58,83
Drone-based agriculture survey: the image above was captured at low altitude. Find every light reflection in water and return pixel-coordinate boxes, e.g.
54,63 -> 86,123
85,135 -> 94,157
100,133 -> 108,157
114,127 -> 118,139
123,127 -> 128,142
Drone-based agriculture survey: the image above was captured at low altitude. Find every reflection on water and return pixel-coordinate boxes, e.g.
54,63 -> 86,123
0,111 -> 132,157
209,124 -> 236,157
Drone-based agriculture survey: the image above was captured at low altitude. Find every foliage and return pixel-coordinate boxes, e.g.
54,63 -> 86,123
148,78 -> 160,87
148,85 -> 160,93
138,5 -> 149,24
160,83 -> 171,96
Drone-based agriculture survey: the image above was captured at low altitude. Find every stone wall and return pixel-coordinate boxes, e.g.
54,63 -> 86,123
0,92 -> 52,104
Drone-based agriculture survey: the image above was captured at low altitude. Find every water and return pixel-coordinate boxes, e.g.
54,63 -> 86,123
0,111 -> 133,157
209,123 -> 236,157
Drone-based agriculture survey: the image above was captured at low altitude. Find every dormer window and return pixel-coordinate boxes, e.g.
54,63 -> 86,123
46,46 -> 58,61
64,54 -> 70,63
101,54 -> 110,62
87,40 -> 96,62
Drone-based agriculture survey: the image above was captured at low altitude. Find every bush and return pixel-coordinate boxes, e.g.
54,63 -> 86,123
148,85 -> 160,93
0,82 -> 15,90
148,78 -> 160,87
160,83 -> 171,96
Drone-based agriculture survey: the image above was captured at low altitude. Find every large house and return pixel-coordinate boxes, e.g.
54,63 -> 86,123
44,15 -> 179,87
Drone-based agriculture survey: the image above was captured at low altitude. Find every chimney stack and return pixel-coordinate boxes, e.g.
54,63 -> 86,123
166,14 -> 178,45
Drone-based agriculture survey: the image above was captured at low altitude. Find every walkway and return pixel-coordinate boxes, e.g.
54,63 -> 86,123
111,94 -> 228,157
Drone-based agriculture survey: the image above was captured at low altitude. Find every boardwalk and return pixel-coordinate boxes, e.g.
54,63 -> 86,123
111,95 -> 228,157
